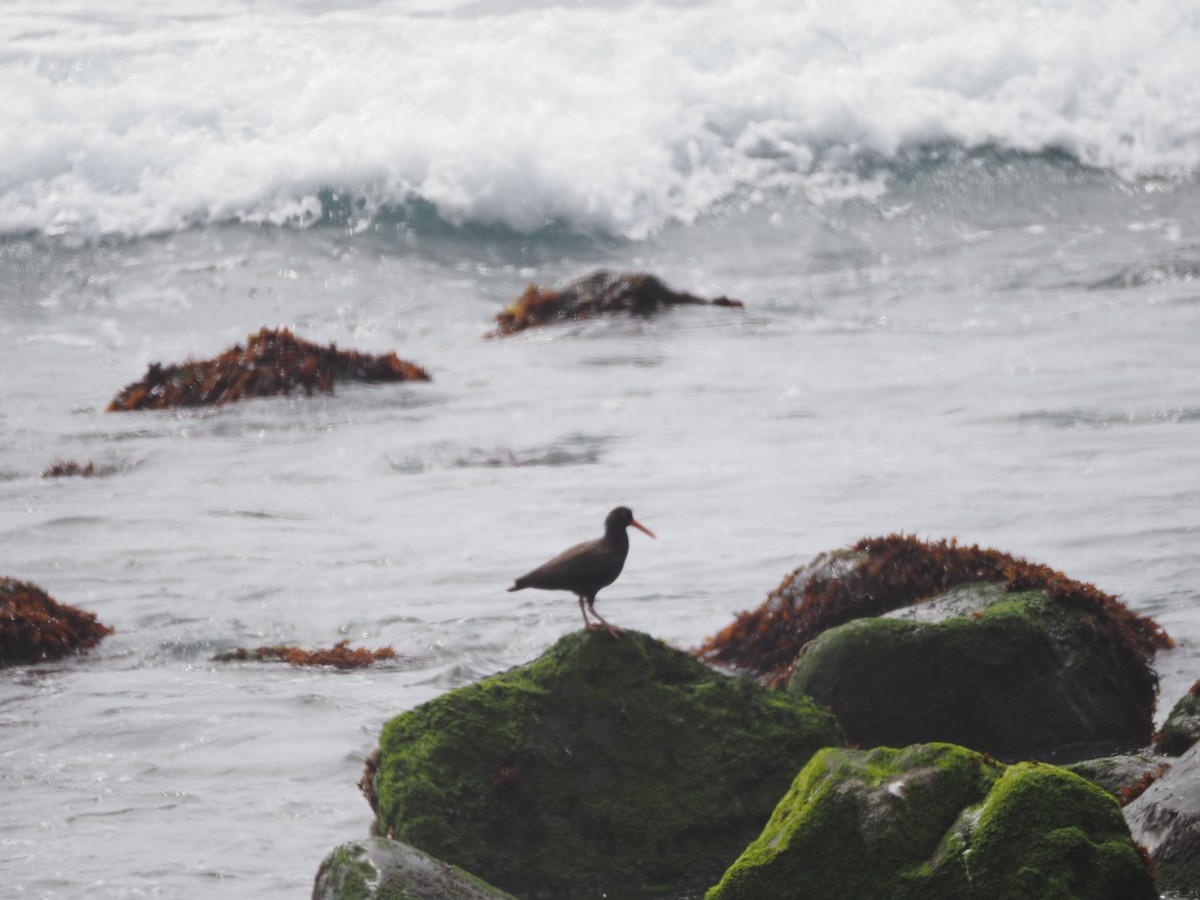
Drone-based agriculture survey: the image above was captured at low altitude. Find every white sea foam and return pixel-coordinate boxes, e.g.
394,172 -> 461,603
2,0 -> 1199,239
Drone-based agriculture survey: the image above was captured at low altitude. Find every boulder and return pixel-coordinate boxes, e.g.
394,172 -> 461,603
706,742 -> 1158,900
1125,739 -> 1200,897
696,535 -> 1170,762
486,270 -> 743,337
108,326 -> 429,411
364,629 -> 843,898
313,838 -> 517,900
788,582 -> 1156,762
1064,752 -> 1172,805
1,578 -> 112,666
1156,678 -> 1200,756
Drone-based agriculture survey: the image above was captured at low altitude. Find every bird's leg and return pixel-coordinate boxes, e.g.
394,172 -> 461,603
586,599 -> 625,638
578,595 -> 594,630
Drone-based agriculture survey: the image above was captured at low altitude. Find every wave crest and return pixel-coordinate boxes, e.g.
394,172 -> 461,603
2,0 -> 1198,241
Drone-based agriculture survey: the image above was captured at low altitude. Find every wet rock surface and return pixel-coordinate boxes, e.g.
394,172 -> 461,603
1125,739 -> 1200,897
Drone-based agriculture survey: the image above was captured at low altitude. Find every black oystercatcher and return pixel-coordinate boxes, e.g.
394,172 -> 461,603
507,506 -> 656,637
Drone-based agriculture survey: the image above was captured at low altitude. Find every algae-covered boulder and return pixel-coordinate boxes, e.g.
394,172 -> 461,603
706,743 -> 1157,900
788,582 -> 1155,761
1125,739 -> 1200,897
1,577 -> 113,666
487,270 -> 743,337
1156,678 -> 1200,756
697,536 -> 1169,696
695,535 -> 1169,763
313,838 -> 517,900
366,629 -> 843,898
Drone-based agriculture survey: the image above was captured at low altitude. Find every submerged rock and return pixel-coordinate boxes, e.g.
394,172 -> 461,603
1156,678 -> 1200,756
108,326 -> 430,411
364,629 -> 842,898
487,270 -> 743,337
1,578 -> 113,666
706,742 -> 1157,900
313,838 -> 517,900
697,535 -> 1170,762
211,640 -> 397,669
1124,739 -> 1200,897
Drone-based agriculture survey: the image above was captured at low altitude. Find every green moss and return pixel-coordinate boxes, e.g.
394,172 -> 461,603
963,763 -> 1159,900
371,630 -> 843,898
314,843 -> 377,900
706,743 -> 1002,900
789,586 -> 1151,761
1157,682 -> 1200,756
313,839 -> 519,900
707,745 -> 1157,900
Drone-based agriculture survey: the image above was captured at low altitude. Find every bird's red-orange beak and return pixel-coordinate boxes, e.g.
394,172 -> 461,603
631,518 -> 656,539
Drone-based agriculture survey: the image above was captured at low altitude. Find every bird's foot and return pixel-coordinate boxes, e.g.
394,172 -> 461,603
586,620 -> 625,639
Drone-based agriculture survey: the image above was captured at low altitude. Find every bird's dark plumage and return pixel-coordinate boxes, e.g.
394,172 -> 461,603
507,506 -> 655,637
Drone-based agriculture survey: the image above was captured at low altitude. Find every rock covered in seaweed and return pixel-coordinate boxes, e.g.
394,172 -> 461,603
1124,738 -> 1200,897
706,742 -> 1158,900
364,629 -> 842,898
696,536 -> 1170,761
487,270 -> 743,337
313,838 -> 517,900
1,578 -> 113,666
108,326 -> 430,411
212,640 -> 397,669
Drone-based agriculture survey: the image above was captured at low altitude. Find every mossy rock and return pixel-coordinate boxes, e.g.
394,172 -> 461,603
368,629 -> 843,898
1125,740 -> 1200,897
1156,679 -> 1200,756
706,743 -> 1157,900
788,583 -> 1151,762
313,838 -> 517,900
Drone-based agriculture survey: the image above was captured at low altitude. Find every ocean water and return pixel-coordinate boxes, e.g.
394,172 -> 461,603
2,0 -> 1200,896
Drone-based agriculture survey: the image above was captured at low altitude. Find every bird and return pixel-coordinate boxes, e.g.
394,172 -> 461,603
507,506 -> 656,638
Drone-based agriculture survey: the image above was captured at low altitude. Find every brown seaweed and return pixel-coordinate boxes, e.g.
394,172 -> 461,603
487,270 -> 743,337
40,460 -> 96,477
0,578 -> 113,666
108,326 -> 430,411
212,639 -> 397,669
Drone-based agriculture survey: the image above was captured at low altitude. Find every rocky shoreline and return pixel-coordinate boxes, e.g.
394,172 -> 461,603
316,537 -> 1197,899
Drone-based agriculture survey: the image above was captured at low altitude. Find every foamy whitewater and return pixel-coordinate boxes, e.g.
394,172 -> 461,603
2,0 -> 1199,896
